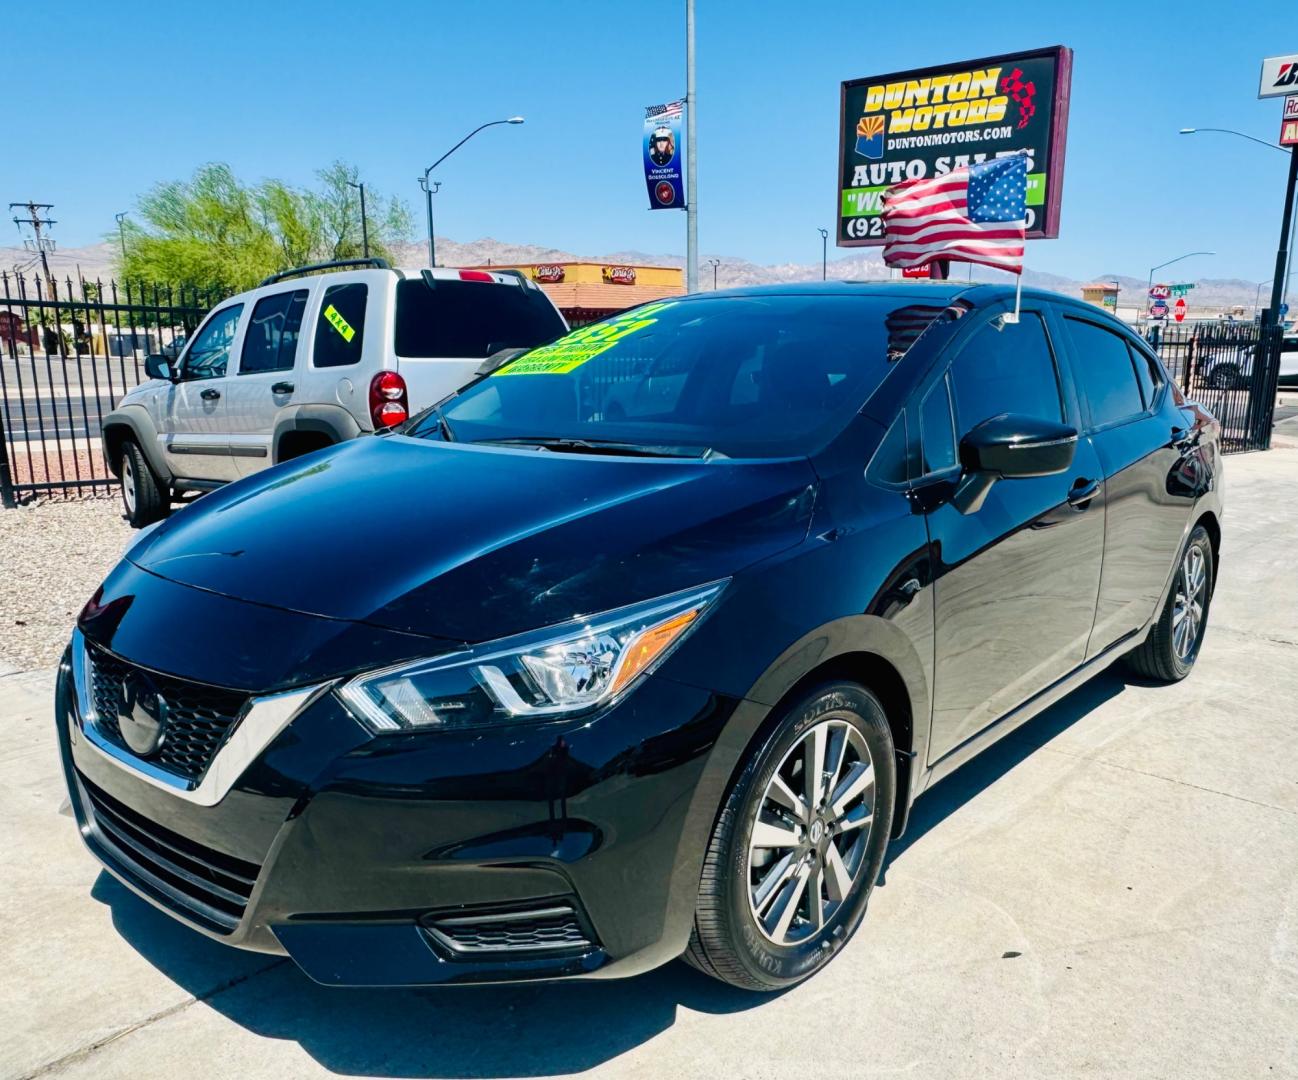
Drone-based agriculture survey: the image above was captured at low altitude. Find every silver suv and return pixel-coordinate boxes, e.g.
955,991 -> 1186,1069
103,259 -> 567,525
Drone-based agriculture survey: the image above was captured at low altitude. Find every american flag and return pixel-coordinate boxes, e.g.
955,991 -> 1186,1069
882,154 -> 1028,275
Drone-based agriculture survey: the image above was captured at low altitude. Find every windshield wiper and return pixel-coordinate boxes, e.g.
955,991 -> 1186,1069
476,436 -> 715,459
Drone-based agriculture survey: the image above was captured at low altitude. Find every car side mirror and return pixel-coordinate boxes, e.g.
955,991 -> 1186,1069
952,413 -> 1078,515
144,354 -> 175,381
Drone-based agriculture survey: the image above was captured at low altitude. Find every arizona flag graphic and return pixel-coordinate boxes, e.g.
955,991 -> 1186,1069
855,115 -> 885,159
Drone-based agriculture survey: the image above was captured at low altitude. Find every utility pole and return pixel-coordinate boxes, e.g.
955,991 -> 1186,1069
347,181 -> 369,257
685,0 -> 698,293
417,176 -> 441,266
818,228 -> 829,280
114,212 -> 128,266
9,201 -> 56,289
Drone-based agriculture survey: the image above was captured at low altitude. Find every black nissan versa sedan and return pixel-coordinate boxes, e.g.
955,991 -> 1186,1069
57,282 -> 1222,992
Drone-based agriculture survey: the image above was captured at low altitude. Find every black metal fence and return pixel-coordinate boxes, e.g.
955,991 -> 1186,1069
1147,320 -> 1287,454
0,271 -> 218,505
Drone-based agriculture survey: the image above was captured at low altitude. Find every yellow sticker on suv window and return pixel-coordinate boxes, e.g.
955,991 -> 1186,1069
323,303 -> 356,342
495,301 -> 674,376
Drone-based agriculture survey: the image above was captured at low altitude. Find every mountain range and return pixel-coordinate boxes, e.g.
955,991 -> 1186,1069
4,238 -> 1293,317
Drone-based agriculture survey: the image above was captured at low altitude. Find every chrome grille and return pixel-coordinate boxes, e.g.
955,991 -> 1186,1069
86,644 -> 250,783
423,902 -> 595,957
77,771 -> 261,934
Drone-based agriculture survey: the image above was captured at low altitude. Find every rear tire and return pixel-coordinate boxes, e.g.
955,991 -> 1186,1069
1208,364 -> 1242,391
685,681 -> 895,991
1125,524 -> 1213,683
119,439 -> 169,528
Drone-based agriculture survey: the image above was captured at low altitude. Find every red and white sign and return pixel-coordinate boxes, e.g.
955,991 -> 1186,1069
901,265 -> 931,279
602,265 -> 638,285
532,264 -> 565,283
1282,115 -> 1298,148
1285,95 -> 1298,120
1174,297 -> 1187,323
1149,283 -> 1172,300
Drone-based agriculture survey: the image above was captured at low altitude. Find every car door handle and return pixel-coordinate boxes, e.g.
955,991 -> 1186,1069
271,381 -> 294,394
1067,478 -> 1100,508
200,387 -> 221,401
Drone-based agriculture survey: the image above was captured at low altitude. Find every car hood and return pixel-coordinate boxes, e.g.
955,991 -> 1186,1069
127,436 -> 817,643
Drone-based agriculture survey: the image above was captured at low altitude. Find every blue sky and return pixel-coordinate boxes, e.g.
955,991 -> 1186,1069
3,0 -> 1292,282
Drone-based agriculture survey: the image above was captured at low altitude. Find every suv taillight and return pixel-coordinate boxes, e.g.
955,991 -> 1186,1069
369,370 -> 408,428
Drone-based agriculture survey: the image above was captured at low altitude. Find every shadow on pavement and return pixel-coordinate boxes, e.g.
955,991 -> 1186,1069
90,665 -> 1130,1077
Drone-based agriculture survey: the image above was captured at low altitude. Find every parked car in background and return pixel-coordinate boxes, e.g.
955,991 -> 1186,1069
1199,333 -> 1298,390
59,283 -> 1222,992
102,258 -> 567,526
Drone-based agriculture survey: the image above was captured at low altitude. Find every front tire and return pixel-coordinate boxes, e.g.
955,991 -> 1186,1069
686,682 -> 895,991
1125,524 -> 1213,682
119,439 -> 169,528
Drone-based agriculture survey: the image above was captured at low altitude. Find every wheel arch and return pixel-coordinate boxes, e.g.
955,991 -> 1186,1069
704,616 -> 931,848
271,405 -> 362,464
101,406 -> 171,483
1194,509 -> 1221,594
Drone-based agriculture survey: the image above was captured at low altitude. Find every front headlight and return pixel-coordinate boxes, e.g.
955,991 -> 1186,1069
338,581 -> 727,733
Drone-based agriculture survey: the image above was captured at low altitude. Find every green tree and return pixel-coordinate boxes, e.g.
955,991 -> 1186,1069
117,162 -> 412,293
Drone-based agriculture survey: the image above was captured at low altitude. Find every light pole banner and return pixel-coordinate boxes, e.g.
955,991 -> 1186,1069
644,101 -> 687,210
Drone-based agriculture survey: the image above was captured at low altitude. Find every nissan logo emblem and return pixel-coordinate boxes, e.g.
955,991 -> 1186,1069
117,670 -> 168,757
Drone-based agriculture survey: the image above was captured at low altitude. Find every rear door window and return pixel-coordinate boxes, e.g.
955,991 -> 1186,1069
1061,316 -> 1146,428
314,283 -> 367,368
240,290 -> 307,374
394,279 -> 566,359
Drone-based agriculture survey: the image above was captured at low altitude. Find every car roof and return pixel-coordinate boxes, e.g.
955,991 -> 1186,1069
679,280 -> 1155,337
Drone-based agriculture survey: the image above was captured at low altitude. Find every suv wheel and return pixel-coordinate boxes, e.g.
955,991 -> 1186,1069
1126,524 -> 1213,682
686,681 -> 895,991
120,439 -> 169,527
1207,364 -> 1242,391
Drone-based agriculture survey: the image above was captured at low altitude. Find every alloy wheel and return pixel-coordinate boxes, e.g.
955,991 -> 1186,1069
122,455 -> 137,515
747,717 -> 875,945
1173,544 -> 1207,661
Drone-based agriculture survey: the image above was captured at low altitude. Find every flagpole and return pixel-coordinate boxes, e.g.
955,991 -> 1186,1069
1006,270 -> 1022,324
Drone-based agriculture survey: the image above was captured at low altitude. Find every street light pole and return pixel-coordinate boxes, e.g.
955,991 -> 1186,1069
347,181 -> 369,257
1180,128 -> 1292,326
1265,149 -> 1297,327
706,258 -> 720,289
818,228 -> 829,280
114,212 -> 127,265
420,117 -> 524,268
685,0 -> 698,293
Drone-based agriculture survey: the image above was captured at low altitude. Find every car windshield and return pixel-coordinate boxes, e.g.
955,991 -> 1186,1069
407,293 -> 949,458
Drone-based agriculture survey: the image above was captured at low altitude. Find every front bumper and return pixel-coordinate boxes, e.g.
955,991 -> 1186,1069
57,636 -> 742,986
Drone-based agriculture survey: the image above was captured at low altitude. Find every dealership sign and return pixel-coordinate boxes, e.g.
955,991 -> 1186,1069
837,45 -> 1072,247
1259,54 -> 1298,98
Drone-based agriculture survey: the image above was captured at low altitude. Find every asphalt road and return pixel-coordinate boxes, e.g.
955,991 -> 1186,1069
1,451 -> 1296,1078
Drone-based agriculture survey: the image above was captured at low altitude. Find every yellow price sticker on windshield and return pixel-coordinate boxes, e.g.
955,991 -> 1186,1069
323,304 -> 355,342
495,302 -> 674,376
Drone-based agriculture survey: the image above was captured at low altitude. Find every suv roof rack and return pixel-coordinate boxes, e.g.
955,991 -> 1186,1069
259,257 -> 392,288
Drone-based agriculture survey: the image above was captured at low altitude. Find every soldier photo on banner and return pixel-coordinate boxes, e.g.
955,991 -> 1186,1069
644,101 -> 687,210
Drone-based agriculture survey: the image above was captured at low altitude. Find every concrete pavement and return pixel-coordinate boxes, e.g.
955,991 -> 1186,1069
2,450 -> 1297,1079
